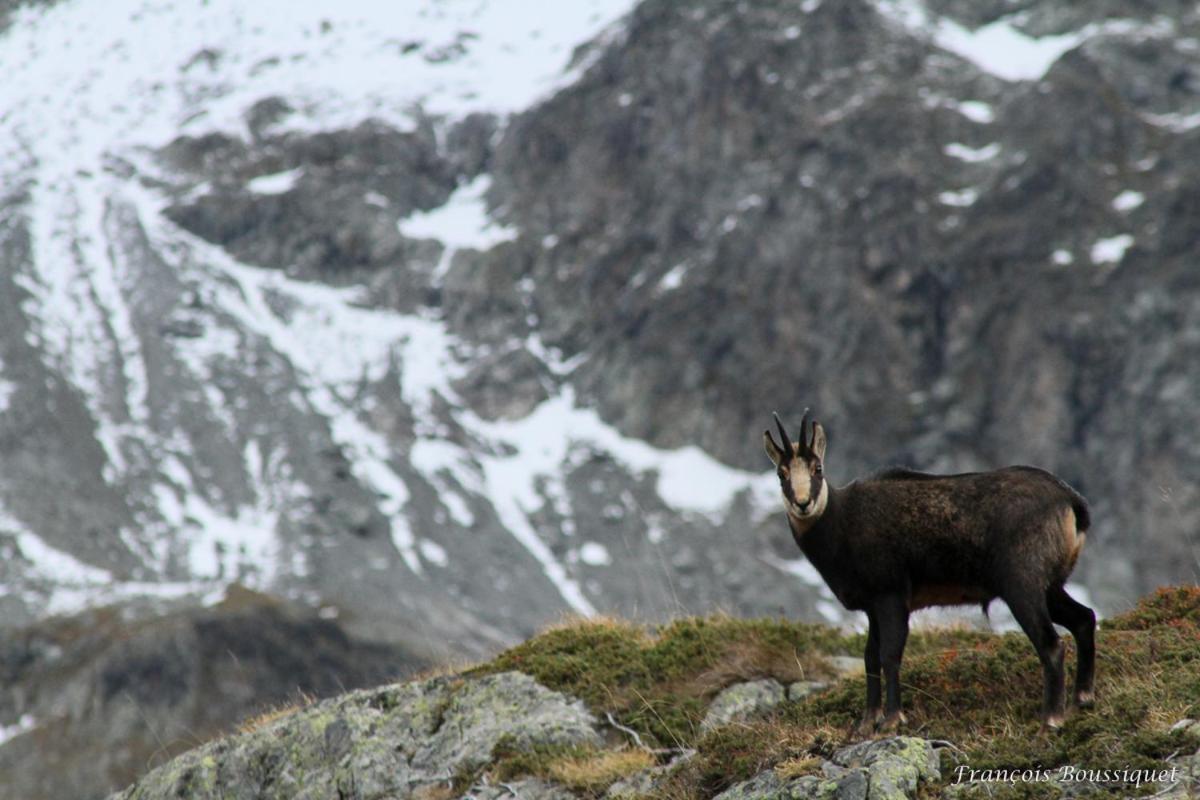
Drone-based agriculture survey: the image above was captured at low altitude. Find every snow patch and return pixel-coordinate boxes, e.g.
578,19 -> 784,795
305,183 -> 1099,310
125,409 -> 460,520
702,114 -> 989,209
1091,234 -> 1134,265
247,168 -> 303,195
658,263 -> 688,292
0,715 -> 37,747
763,555 -> 826,588
882,3 -> 1176,82
419,539 -> 449,568
474,390 -> 776,520
878,2 -> 1077,81
816,599 -> 842,623
9,528 -> 112,586
954,100 -> 995,124
399,175 -> 516,251
579,542 -> 612,567
1052,249 -> 1074,266
1142,110 -> 1200,133
938,187 -> 978,207
1112,190 -> 1144,212
944,142 -> 1001,162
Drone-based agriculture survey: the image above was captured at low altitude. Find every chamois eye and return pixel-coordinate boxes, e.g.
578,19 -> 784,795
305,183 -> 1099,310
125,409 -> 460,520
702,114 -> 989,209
815,463 -> 824,476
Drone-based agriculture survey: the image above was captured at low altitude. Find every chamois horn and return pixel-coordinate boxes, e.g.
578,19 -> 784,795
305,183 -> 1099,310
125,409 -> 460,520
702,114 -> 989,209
773,412 -> 794,458
798,407 -> 812,455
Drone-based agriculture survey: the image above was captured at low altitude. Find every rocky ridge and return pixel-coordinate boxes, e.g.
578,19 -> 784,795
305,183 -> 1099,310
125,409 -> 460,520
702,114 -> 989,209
104,591 -> 1200,800
108,671 -> 1198,800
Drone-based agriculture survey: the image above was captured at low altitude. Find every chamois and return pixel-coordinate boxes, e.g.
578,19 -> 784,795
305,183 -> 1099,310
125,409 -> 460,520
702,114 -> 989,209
764,411 -> 1095,733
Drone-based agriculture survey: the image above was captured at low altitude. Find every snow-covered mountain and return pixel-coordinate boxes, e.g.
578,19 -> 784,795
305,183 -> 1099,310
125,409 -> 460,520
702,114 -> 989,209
0,0 -> 834,657
2,0 -> 1199,662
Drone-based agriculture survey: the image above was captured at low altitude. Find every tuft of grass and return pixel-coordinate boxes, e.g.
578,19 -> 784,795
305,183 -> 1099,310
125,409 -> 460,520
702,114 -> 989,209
545,748 -> 656,792
484,740 -> 652,796
773,755 -> 823,780
235,691 -> 315,734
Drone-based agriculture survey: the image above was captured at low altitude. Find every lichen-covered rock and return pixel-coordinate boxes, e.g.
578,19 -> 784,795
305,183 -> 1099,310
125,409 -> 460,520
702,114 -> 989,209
108,671 -> 601,800
701,679 -> 787,732
712,769 -> 827,800
605,766 -> 666,799
605,749 -> 695,798
831,737 -> 940,800
789,681 -> 829,701
721,737 -> 940,800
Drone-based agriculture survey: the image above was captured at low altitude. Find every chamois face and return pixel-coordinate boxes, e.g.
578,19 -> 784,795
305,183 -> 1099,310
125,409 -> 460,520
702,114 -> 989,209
764,411 -> 828,521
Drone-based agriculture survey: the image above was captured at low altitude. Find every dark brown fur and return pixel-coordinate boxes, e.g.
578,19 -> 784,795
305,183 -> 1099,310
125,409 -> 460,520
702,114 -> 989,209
765,415 -> 1096,732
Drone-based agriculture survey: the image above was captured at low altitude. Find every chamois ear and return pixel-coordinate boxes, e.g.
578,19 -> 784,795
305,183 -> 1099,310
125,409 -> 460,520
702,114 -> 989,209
764,430 -> 786,467
810,421 -> 827,461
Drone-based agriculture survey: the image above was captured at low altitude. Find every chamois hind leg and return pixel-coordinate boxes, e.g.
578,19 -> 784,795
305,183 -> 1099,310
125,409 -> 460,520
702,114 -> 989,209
855,611 -> 884,737
1047,584 -> 1096,708
1005,589 -> 1067,729
874,594 -> 910,732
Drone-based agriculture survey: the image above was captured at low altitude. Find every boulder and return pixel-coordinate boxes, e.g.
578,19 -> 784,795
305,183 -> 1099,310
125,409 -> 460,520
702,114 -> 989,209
108,671 -> 601,800
701,679 -> 787,732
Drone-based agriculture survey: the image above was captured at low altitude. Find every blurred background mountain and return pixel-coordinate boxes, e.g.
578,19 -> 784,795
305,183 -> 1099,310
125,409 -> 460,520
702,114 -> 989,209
1,0 -> 1198,796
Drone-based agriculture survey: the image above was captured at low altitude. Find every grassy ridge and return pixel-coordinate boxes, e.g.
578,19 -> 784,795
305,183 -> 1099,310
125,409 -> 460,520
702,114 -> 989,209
471,587 -> 1200,798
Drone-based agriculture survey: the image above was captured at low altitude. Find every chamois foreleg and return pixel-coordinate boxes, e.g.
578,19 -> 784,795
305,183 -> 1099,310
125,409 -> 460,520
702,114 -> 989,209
1047,585 -> 1096,708
875,594 -> 910,732
1006,588 -> 1067,728
856,611 -> 884,735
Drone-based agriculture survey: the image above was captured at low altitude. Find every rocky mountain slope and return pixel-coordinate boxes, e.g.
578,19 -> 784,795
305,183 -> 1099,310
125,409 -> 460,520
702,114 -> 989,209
0,586 -> 429,800
110,588 -> 1200,800
1,0 -> 1199,755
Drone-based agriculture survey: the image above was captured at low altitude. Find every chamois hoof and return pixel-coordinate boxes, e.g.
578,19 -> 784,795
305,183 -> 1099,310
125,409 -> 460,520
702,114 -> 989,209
1074,690 -> 1095,709
877,711 -> 907,734
1041,712 -> 1067,732
853,710 -> 883,738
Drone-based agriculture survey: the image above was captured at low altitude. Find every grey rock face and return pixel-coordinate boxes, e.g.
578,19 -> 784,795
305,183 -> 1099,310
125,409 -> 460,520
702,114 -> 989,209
108,671 -> 601,800
160,119 -> 464,283
701,678 -> 787,732
474,0 -> 1200,608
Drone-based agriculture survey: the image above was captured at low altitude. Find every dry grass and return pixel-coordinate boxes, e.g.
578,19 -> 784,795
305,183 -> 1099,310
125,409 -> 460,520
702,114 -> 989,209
537,612 -> 651,639
773,755 -> 823,780
236,691 -> 315,734
406,657 -> 484,683
544,748 -> 656,792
